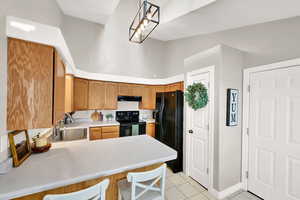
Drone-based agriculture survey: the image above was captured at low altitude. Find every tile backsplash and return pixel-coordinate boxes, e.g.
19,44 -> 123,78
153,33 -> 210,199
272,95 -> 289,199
72,102 -> 154,121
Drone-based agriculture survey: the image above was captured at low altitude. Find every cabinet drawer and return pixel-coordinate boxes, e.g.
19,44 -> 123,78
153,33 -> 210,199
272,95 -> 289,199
102,126 -> 119,133
102,132 -> 119,139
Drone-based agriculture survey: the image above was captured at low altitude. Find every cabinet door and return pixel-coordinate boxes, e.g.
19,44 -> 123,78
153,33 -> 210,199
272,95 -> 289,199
74,78 -> 89,110
139,85 -> 156,110
53,50 -> 66,124
155,85 -> 165,93
7,38 -> 54,130
104,82 -> 118,110
65,74 -> 74,113
90,127 -> 102,140
88,81 -> 105,110
118,83 -> 134,96
146,123 -> 155,137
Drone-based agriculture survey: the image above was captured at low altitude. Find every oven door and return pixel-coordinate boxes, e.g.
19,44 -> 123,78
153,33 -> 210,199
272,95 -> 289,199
120,123 -> 132,137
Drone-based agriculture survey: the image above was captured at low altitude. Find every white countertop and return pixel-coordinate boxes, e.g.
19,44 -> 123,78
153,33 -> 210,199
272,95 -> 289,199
63,120 -> 120,130
0,136 -> 177,200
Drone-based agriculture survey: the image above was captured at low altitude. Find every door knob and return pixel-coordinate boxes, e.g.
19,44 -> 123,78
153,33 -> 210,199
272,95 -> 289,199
189,130 -> 194,134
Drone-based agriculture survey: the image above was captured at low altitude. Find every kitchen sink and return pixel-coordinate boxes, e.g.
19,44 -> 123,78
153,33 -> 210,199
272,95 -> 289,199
53,128 -> 88,142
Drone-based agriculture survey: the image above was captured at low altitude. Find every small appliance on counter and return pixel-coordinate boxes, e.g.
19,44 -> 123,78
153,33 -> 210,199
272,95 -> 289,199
116,111 -> 146,137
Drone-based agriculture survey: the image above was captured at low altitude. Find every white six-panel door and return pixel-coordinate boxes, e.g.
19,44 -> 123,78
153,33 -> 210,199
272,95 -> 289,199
187,71 -> 210,188
248,65 -> 300,200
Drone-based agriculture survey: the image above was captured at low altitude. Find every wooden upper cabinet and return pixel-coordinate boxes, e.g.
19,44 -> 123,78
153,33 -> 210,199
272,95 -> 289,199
88,81 -> 105,110
139,85 -> 156,110
74,78 -> 89,110
7,38 -> 54,130
155,85 -> 165,93
65,74 -> 74,113
104,82 -> 118,110
118,83 -> 134,96
53,50 -> 66,124
165,82 -> 184,92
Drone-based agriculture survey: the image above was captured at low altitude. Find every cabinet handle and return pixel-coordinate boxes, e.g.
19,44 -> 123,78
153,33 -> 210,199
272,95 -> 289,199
189,130 -> 194,134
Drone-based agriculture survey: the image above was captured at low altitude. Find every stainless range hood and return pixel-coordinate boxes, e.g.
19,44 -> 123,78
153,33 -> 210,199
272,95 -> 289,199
118,96 -> 142,102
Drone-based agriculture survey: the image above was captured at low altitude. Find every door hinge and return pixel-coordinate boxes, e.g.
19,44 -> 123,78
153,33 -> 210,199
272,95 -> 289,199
246,128 -> 249,136
208,82 -> 210,88
207,168 -> 209,174
207,124 -> 209,130
247,85 -> 250,92
246,171 -> 249,179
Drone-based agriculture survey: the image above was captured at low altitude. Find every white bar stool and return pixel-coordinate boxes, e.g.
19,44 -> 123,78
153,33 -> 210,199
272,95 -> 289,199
43,179 -> 109,200
118,164 -> 166,200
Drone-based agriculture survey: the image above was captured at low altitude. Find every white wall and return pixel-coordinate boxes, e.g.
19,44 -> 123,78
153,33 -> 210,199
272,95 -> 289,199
184,45 -> 244,192
164,16 -> 300,76
61,0 -> 167,78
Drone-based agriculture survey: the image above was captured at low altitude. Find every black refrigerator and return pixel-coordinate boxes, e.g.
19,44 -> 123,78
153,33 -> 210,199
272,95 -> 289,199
154,91 -> 183,173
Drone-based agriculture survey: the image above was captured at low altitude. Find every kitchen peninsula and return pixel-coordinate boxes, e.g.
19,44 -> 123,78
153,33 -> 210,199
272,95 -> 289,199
0,136 -> 177,200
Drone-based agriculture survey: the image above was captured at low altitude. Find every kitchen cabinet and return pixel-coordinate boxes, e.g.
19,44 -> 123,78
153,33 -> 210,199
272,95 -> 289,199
65,74 -> 74,113
88,81 -> 106,110
155,85 -> 165,93
101,126 -> 120,139
53,50 -> 66,124
146,123 -> 155,137
118,83 -> 133,96
90,126 -> 119,140
104,82 -> 118,110
7,38 -> 54,130
74,78 -> 89,110
139,85 -> 156,110
89,127 -> 102,141
165,82 -> 183,92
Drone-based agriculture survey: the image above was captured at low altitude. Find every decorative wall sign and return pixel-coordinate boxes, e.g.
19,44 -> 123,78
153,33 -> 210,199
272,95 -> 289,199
226,89 -> 239,126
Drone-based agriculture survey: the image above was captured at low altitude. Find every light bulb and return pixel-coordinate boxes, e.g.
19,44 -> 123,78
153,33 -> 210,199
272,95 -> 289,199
143,19 -> 149,26
140,24 -> 145,31
146,12 -> 152,20
136,28 -> 142,35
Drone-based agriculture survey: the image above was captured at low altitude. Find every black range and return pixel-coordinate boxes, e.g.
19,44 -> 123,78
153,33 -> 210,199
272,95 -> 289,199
116,111 -> 146,137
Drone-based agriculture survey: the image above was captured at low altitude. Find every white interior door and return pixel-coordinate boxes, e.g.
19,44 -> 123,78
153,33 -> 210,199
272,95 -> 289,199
248,65 -> 300,200
187,71 -> 210,188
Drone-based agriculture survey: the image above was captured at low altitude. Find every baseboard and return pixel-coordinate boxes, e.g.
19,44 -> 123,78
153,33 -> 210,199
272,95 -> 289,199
209,182 -> 243,199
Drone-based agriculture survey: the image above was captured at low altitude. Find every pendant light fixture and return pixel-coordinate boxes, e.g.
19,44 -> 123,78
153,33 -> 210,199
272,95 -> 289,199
129,0 -> 160,43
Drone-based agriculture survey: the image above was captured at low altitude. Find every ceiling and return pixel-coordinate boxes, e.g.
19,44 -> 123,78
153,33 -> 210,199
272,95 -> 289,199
56,0 -> 120,24
151,0 -> 300,41
56,0 -> 300,41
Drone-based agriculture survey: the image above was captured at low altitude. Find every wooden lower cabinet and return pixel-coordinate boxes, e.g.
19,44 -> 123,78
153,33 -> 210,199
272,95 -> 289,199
13,163 -> 163,200
89,127 -> 102,140
90,126 -> 119,140
146,123 -> 156,138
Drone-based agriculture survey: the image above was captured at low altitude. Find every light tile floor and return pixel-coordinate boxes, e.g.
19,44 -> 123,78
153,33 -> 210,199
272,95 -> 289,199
165,168 -> 262,200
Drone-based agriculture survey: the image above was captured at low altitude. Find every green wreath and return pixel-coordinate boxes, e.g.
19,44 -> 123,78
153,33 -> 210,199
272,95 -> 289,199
184,82 -> 208,110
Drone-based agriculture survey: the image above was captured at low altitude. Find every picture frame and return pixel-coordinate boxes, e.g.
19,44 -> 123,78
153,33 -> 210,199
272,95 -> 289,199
226,89 -> 239,126
8,130 -> 32,167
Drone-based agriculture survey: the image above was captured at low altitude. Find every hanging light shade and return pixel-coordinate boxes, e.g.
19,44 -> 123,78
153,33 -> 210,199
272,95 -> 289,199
129,0 -> 160,43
